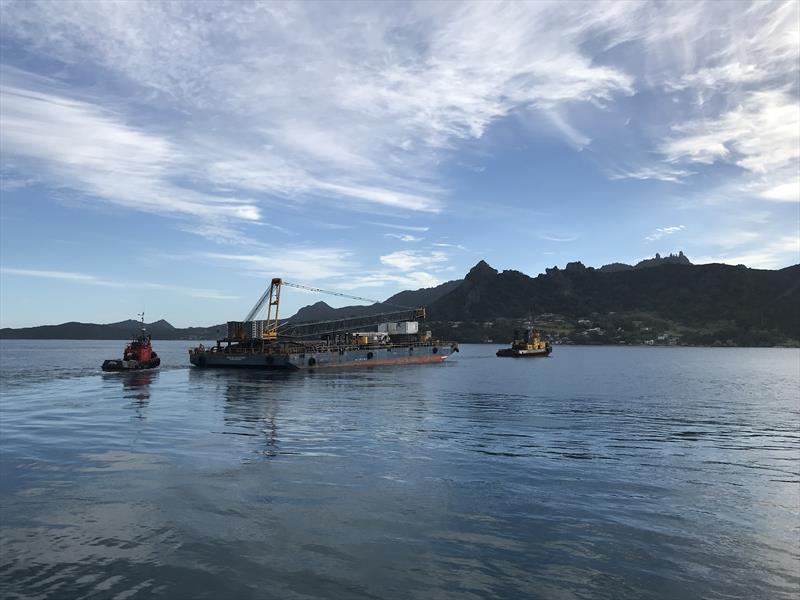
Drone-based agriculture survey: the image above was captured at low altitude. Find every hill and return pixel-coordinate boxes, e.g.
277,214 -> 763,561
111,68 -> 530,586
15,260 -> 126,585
2,253 -> 798,346
287,279 -> 460,323
424,259 -> 799,346
0,320 -> 224,340
599,251 -> 692,272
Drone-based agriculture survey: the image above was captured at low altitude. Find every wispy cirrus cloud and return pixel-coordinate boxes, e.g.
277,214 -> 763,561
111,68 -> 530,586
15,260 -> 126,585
539,232 -> 579,243
0,0 -> 798,304
693,235 -> 799,270
196,248 -> 355,282
645,225 -> 686,242
433,242 -> 467,251
602,2 -> 799,206
0,267 -> 238,299
0,0 -> 638,233
379,250 -> 448,272
337,271 -> 443,291
612,1 -> 800,201
368,223 -> 430,232
661,90 -> 799,173
659,89 -> 800,204
608,165 -> 694,183
385,233 -> 422,242
0,84 -> 262,223
170,246 -> 446,296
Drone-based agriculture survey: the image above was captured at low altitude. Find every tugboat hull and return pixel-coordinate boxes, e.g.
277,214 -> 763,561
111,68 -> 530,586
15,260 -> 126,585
496,347 -> 552,358
102,357 -> 161,372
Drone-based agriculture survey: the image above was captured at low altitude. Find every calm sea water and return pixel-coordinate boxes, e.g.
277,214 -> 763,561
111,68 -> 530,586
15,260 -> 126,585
1,341 -> 798,599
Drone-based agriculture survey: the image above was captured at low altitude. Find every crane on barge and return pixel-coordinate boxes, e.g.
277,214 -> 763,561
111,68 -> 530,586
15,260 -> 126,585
188,277 -> 457,370
239,278 -> 425,341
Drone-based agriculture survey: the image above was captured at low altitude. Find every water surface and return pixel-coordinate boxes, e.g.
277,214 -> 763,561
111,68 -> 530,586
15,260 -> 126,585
1,341 -> 798,599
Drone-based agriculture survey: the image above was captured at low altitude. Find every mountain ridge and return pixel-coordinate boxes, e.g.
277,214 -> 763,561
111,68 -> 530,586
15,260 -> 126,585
2,253 -> 798,345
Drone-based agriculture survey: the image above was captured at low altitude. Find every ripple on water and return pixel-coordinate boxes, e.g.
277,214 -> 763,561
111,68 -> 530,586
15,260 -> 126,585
1,344 -> 799,599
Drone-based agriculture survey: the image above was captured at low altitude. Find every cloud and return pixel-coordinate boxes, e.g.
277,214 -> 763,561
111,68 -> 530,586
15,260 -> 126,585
197,248 -> 355,281
368,222 -> 430,232
654,88 -> 800,206
666,63 -> 767,94
600,2 -> 799,200
0,0 -> 637,222
544,109 -> 591,150
313,182 -> 439,213
645,225 -> 686,242
693,235 -> 799,270
0,267 -> 238,299
385,233 -> 422,242
754,179 -> 800,203
538,232 -> 579,243
0,268 -> 101,283
0,84 -> 262,223
1,0 -> 798,280
662,90 -> 799,175
700,229 -> 761,251
379,250 -> 448,271
176,223 -> 264,246
337,271 -> 442,291
609,165 -> 694,183
186,248 -> 446,295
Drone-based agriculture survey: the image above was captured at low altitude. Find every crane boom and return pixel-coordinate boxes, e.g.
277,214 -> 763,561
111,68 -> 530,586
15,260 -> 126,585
243,278 -> 282,339
241,277 -> 421,341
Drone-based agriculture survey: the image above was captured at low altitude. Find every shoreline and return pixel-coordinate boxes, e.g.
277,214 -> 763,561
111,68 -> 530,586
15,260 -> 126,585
1,338 -> 798,349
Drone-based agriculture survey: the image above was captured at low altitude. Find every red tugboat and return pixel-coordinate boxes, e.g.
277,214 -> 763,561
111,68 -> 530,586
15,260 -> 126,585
102,313 -> 161,372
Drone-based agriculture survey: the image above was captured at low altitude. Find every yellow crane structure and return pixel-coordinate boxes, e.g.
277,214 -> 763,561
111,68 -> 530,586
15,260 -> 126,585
241,278 -> 425,341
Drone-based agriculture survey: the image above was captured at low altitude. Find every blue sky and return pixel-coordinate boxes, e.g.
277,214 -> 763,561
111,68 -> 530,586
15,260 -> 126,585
1,1 -> 798,328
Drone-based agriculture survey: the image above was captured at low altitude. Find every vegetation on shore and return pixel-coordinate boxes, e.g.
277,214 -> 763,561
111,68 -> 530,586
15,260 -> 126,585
2,253 -> 798,348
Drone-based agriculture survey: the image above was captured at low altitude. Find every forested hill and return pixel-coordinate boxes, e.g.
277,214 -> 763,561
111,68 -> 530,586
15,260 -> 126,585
425,260 -> 799,345
2,255 -> 798,345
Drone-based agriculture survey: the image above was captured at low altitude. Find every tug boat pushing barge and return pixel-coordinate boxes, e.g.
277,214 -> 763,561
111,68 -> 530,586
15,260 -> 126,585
189,278 -> 458,370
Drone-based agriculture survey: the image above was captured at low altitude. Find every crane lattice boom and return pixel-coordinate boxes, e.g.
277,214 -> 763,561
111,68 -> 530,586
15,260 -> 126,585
241,278 -> 421,341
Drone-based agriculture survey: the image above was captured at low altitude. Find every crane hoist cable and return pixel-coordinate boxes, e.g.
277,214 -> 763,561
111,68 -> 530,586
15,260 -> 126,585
282,281 -> 413,311
243,278 -> 415,323
276,307 -> 425,336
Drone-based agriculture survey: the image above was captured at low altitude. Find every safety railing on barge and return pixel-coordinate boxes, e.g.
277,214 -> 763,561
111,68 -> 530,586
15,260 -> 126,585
189,339 -> 451,356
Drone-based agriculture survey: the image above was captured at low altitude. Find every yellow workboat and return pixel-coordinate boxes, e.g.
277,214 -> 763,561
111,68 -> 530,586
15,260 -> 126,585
496,329 -> 552,358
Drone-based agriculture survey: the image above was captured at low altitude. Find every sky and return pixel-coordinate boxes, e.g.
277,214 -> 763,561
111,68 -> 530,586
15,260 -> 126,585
0,0 -> 798,328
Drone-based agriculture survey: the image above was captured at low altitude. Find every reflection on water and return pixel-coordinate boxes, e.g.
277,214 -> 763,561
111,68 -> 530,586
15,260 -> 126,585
193,369 -> 290,458
103,369 -> 159,420
1,345 -> 799,600
119,369 -> 157,399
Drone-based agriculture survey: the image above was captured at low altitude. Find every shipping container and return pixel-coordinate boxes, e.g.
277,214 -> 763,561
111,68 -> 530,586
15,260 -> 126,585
353,331 -> 390,344
377,321 -> 419,335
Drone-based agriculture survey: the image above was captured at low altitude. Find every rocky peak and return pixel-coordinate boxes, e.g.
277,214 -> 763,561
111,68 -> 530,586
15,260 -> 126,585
564,261 -> 587,272
465,260 -> 498,281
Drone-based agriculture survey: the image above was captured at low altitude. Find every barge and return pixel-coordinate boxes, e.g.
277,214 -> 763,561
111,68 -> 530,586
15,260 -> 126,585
189,278 -> 458,370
